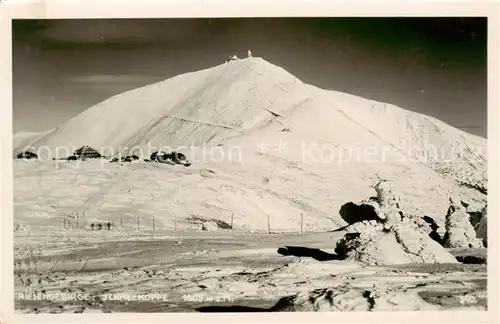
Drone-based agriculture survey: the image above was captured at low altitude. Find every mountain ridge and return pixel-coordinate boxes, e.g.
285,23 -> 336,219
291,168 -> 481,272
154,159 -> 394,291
13,57 -> 487,231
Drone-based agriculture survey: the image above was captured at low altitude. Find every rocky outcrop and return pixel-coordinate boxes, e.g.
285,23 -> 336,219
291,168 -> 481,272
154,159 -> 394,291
443,197 -> 483,248
150,150 -> 191,167
339,181 -> 402,228
271,285 -> 439,311
421,216 -> 444,245
374,180 -> 403,229
475,205 -> 487,247
464,201 -> 485,227
335,221 -> 458,265
16,151 -> 38,159
335,181 -> 458,265
339,200 -> 382,225
110,155 -> 141,163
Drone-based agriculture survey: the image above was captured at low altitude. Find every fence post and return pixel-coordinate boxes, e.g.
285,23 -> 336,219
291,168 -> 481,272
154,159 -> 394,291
173,214 -> 176,232
267,215 -> 271,234
137,215 -> 140,231
231,213 -> 234,230
300,213 -> 303,234
152,214 -> 155,237
76,212 -> 79,229
120,218 -> 123,232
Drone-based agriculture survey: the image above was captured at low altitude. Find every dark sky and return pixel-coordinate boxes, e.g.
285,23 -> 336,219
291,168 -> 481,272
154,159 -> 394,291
12,18 -> 487,137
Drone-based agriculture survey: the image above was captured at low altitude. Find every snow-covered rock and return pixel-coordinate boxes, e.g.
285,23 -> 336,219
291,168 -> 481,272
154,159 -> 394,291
335,184 -> 455,265
335,222 -> 458,265
271,286 -> 439,311
443,197 -> 484,248
373,180 -> 403,229
475,205 -> 487,247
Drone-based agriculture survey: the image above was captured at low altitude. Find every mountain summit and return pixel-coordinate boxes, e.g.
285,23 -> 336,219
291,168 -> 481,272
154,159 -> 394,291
20,57 -> 307,156
14,57 -> 487,231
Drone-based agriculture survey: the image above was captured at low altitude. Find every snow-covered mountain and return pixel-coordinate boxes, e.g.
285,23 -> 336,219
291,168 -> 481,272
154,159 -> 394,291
14,57 -> 487,231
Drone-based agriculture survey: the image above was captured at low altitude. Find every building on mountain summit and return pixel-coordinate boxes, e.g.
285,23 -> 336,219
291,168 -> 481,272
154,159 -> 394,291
225,54 -> 239,62
248,50 -> 252,58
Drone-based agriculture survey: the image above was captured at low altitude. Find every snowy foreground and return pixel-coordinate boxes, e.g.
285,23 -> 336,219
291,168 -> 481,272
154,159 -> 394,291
14,229 -> 486,313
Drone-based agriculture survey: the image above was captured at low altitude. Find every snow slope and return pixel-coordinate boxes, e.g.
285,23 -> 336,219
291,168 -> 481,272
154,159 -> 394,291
13,130 -> 53,154
13,57 -> 487,232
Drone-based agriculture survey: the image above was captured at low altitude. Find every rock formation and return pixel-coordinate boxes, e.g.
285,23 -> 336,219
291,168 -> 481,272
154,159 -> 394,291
338,180 -> 402,228
443,196 -> 484,248
111,155 -> 141,163
339,200 -> 382,225
150,150 -> 191,167
475,205 -> 487,247
16,151 -> 38,159
421,216 -> 444,245
335,181 -> 458,265
465,201 -> 485,228
335,221 -> 458,265
373,180 -> 404,230
271,285 -> 439,311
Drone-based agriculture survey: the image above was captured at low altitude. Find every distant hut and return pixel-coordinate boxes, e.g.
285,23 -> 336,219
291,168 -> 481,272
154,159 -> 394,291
73,145 -> 103,159
150,150 -> 191,167
16,151 -> 38,159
